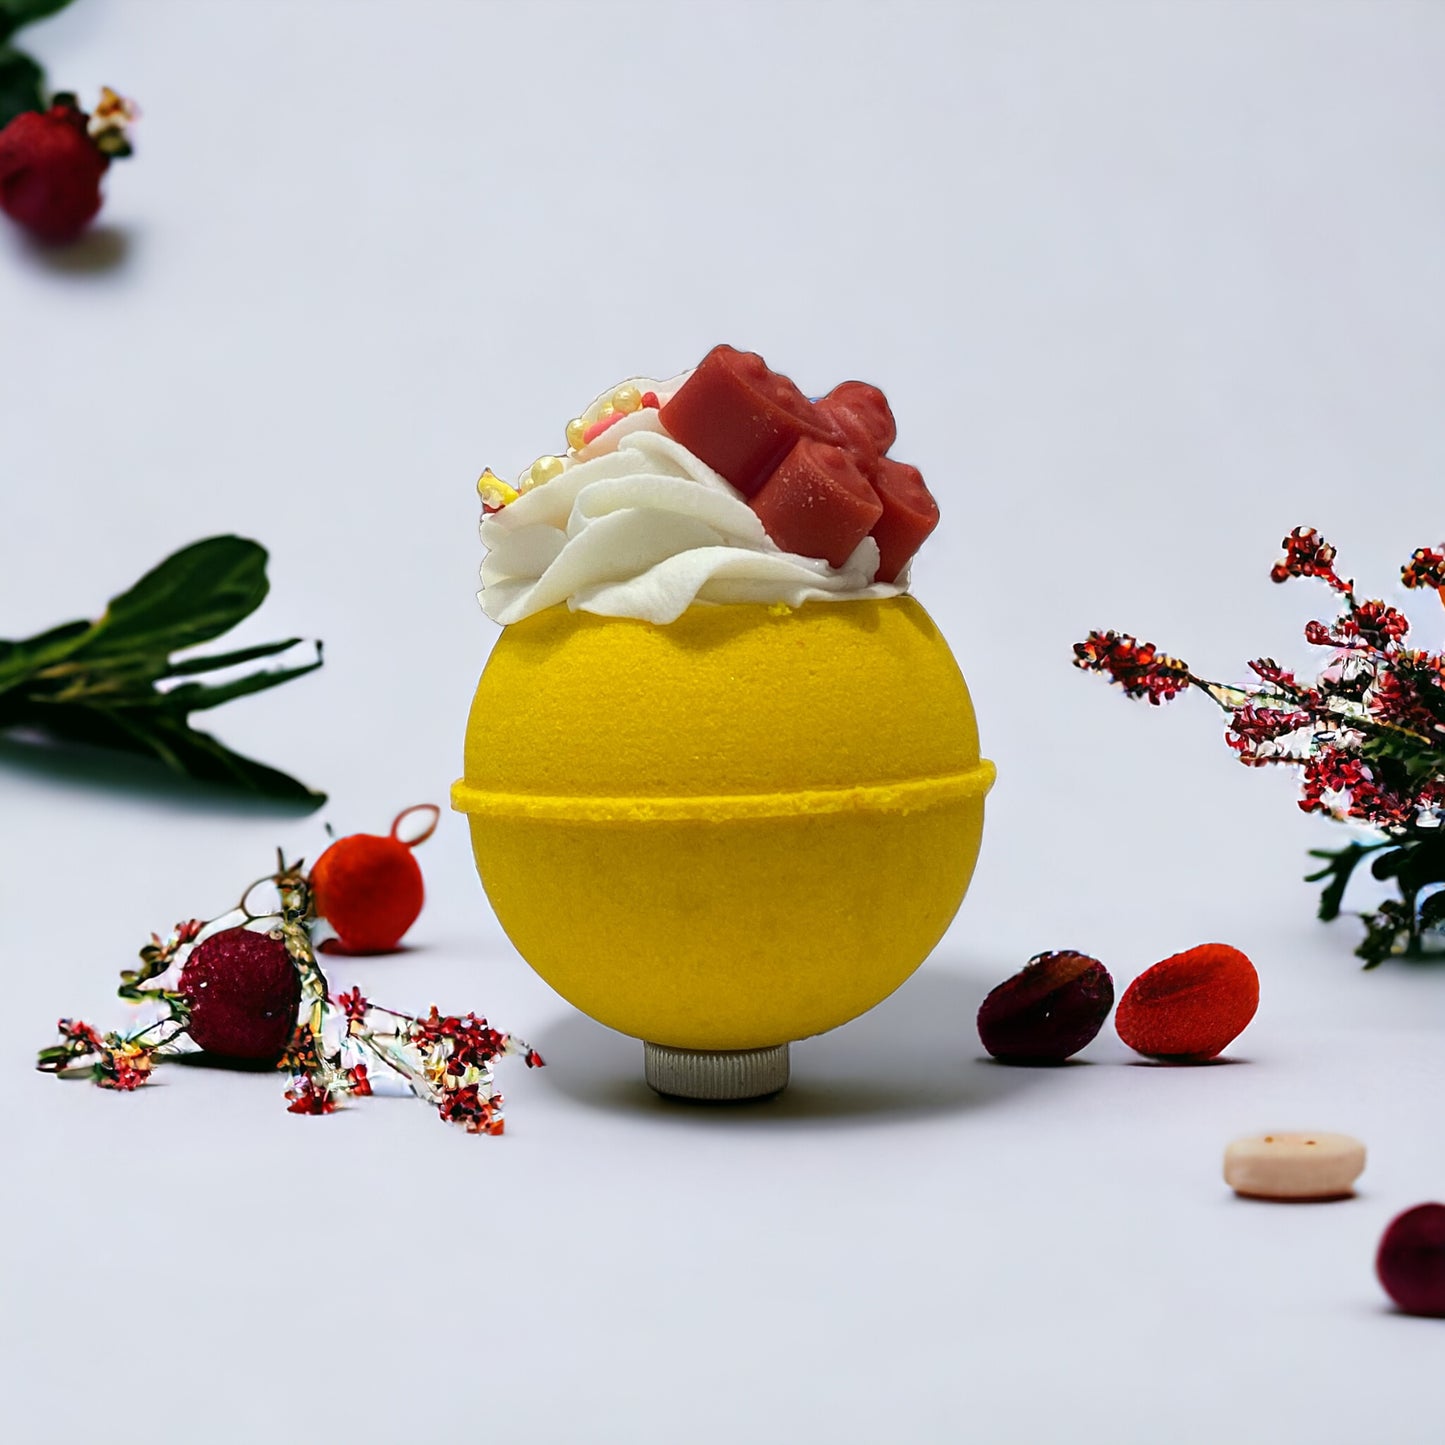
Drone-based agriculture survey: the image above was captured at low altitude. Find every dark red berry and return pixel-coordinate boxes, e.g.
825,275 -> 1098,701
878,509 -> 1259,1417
0,103 -> 109,244
977,950 -> 1114,1064
1377,1203 -> 1445,1317
178,927 -> 301,1062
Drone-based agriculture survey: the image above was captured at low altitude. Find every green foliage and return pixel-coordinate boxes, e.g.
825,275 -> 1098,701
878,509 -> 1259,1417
0,0 -> 75,47
0,43 -> 43,126
0,0 -> 77,125
0,536 -> 325,807
1307,835 -> 1445,966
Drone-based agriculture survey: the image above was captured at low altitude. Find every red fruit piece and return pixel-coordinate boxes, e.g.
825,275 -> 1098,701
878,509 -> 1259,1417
310,804 -> 438,953
178,927 -> 301,1063
1376,1203 -> 1445,1317
867,457 -> 940,584
749,437 -> 883,569
660,345 -> 838,496
814,381 -> 897,460
1115,943 -> 1259,1062
0,104 -> 108,244
977,950 -> 1114,1064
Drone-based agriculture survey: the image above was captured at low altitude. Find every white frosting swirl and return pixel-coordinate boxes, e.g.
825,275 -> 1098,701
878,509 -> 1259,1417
479,425 -> 905,626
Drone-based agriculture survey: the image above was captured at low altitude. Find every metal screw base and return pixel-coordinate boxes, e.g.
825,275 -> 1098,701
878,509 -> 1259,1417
643,1041 -> 790,1101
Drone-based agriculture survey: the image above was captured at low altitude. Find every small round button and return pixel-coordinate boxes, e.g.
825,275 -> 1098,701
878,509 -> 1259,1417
1224,1131 -> 1366,1201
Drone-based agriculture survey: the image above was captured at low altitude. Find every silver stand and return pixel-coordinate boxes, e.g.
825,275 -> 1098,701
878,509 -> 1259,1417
643,1041 -> 790,1101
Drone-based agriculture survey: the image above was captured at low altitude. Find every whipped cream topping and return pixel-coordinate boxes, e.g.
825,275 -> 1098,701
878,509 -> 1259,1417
479,425 -> 906,626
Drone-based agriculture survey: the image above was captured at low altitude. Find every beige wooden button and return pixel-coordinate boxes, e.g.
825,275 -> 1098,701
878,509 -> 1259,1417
1224,1131 -> 1366,1201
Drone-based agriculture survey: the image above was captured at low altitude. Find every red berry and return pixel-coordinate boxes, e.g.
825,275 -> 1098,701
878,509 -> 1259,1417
1115,943 -> 1259,1062
1377,1203 -> 1445,1317
310,804 -> 437,953
748,437 -> 883,568
0,104 -> 109,244
660,345 -> 839,496
178,927 -> 300,1062
977,950 -> 1114,1064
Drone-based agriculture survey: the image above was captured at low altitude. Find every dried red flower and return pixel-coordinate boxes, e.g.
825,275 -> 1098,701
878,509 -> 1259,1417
1079,528 -> 1445,964
335,987 -> 370,1023
1072,631 -> 1193,704
284,1076 -> 336,1115
1270,526 -> 1350,593
41,836 -> 539,1133
1401,547 -> 1445,594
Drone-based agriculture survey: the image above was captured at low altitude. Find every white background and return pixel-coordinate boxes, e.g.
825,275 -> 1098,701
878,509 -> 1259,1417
2,2 -> 1443,1441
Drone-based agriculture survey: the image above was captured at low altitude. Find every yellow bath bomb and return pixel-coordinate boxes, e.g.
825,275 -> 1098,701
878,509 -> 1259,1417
452,597 -> 994,1050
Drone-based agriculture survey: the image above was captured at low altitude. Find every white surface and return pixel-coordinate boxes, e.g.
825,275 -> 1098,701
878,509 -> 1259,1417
2,2 -> 1443,1441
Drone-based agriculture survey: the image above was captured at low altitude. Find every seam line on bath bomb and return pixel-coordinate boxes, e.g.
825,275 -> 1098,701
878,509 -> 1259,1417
449,760 -> 996,822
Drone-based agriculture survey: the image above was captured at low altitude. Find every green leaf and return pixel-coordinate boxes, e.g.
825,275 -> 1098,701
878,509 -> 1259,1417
81,537 -> 270,660
1420,889 -> 1445,934
1305,842 -> 1378,922
162,638 -> 305,677
12,701 -> 325,807
0,1 -> 75,46
1369,849 -> 1407,882
0,618 -> 96,697
0,44 -> 43,125
132,651 -> 323,713
140,716 -> 325,806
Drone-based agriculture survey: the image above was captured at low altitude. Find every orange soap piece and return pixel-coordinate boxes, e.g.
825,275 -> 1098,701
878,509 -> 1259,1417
868,457 -> 940,584
1115,943 -> 1259,1062
749,437 -> 883,568
659,344 -> 836,497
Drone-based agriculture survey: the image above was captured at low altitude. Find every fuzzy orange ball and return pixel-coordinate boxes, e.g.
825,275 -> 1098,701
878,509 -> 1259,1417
310,805 -> 437,953
1115,943 -> 1259,1062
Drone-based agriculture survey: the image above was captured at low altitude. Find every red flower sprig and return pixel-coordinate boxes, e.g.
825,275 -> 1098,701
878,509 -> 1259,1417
1076,527 -> 1445,965
37,836 -> 544,1132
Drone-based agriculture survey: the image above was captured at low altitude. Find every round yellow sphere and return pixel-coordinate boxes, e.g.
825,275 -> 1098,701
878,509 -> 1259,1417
451,597 -> 994,1050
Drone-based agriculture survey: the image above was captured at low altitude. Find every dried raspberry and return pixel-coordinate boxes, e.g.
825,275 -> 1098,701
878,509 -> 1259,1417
976,950 -> 1114,1064
1376,1203 -> 1445,1317
178,927 -> 301,1063
1115,943 -> 1259,1062
310,805 -> 437,953
0,103 -> 109,244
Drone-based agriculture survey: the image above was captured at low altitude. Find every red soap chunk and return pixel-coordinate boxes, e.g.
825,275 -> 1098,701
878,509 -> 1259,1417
868,457 -> 940,583
750,437 -> 883,568
1377,1203 -> 1445,1317
660,345 -> 837,496
815,381 -> 897,460
1115,943 -> 1259,1062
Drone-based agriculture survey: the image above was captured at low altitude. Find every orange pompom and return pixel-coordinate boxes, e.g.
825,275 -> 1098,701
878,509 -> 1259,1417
1115,943 -> 1259,1062
310,804 -> 438,953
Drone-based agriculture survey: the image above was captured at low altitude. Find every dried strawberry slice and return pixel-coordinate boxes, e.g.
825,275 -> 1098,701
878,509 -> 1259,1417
660,345 -> 838,496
